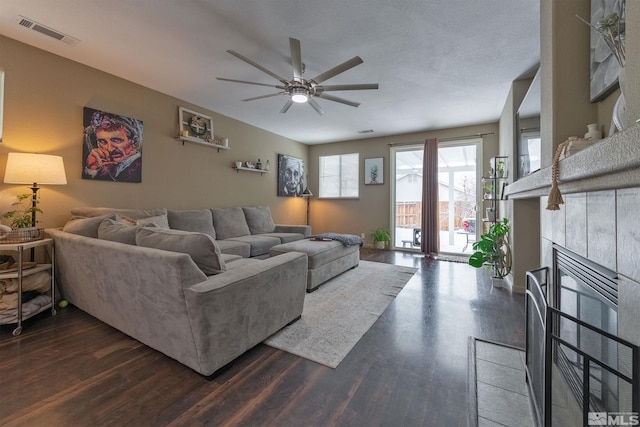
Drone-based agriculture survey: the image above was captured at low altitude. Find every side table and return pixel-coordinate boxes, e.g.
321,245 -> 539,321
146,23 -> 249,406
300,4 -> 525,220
0,238 -> 56,336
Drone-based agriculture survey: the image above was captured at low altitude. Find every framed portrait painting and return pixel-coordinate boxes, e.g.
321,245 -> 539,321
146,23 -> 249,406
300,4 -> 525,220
82,107 -> 144,183
364,157 -> 383,185
588,0 -> 625,102
277,154 -> 304,197
0,69 -> 4,143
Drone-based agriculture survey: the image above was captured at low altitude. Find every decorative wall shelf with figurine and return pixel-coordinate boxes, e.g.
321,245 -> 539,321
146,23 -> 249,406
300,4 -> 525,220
233,166 -> 270,175
177,107 -> 229,152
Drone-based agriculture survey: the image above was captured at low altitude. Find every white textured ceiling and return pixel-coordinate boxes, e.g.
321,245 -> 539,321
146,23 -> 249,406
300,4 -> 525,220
0,0 -> 540,144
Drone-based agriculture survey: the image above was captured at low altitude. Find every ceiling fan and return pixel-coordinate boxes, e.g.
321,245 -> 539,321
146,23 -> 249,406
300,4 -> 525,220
216,38 -> 379,116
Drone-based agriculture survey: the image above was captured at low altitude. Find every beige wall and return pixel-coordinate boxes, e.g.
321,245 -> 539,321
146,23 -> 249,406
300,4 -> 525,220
0,36 -> 309,228
541,0 -> 637,165
500,77 -> 537,292
502,0 -> 637,292
308,123 -> 499,243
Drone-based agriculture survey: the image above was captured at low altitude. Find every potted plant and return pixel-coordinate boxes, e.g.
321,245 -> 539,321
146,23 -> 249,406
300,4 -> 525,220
483,181 -> 494,199
371,227 -> 391,250
0,193 -> 42,241
3,193 -> 41,229
468,218 -> 512,287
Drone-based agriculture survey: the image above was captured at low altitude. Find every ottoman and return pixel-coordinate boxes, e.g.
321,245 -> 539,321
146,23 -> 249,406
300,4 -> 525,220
269,238 -> 360,292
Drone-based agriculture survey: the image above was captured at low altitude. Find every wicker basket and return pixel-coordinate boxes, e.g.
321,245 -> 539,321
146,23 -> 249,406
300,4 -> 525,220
1,228 -> 44,243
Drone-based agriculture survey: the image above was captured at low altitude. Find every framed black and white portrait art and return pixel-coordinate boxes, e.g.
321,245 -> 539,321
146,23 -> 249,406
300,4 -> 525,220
277,154 -> 304,197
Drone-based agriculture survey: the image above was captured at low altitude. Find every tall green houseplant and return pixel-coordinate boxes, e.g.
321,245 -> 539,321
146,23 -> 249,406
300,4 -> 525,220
468,218 -> 512,279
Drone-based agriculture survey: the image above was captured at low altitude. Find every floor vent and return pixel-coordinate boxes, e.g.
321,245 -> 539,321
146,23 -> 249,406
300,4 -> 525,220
17,15 -> 80,46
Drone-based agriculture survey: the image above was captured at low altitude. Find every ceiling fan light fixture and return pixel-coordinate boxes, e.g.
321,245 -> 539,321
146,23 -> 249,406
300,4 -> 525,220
291,88 -> 309,103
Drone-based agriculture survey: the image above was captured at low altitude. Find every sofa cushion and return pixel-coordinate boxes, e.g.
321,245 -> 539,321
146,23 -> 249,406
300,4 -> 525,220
62,214 -> 118,238
167,209 -> 216,238
120,214 -> 169,229
71,207 -> 167,220
215,239 -> 251,258
242,206 -> 275,234
260,232 -> 304,244
221,253 -> 243,264
225,235 -> 282,257
135,227 -> 226,275
98,218 -> 155,245
211,207 -> 250,240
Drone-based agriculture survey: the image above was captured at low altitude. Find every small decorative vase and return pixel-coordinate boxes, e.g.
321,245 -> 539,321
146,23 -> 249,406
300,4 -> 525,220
486,208 -> 496,222
585,123 -> 602,140
256,159 -> 262,170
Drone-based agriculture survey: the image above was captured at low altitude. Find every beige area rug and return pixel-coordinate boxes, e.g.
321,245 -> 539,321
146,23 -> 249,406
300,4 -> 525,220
264,260 -> 417,368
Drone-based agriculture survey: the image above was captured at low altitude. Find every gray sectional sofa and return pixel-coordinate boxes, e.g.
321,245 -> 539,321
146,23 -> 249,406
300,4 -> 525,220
47,206 -> 311,376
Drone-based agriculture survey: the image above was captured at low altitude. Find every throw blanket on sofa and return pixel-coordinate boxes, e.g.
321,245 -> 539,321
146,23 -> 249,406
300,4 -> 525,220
313,233 -> 364,247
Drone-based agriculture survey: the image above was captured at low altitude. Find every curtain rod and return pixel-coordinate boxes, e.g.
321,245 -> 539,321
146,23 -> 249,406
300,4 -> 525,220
388,132 -> 494,147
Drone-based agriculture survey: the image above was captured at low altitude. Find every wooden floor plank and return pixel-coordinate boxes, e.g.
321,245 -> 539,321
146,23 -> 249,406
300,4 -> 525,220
0,249 -> 525,426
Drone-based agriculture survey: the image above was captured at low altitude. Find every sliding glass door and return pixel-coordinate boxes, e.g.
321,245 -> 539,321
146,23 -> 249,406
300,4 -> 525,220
437,141 -> 479,254
391,147 -> 424,250
391,139 -> 480,255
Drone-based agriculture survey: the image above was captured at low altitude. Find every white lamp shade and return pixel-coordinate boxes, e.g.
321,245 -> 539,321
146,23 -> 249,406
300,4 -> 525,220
4,153 -> 67,185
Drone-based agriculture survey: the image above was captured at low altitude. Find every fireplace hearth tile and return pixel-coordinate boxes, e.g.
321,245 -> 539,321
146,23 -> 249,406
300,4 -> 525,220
619,274 -> 640,349
565,193 -> 587,257
617,188 -> 640,282
587,190 -> 617,271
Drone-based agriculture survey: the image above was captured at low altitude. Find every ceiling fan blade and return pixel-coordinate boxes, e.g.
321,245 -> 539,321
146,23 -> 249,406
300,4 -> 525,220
311,56 -> 363,84
217,77 -> 285,89
227,50 -> 289,84
280,99 -> 294,114
307,98 -> 326,116
242,92 -> 284,102
289,38 -> 303,81
317,93 -> 360,108
318,83 -> 379,91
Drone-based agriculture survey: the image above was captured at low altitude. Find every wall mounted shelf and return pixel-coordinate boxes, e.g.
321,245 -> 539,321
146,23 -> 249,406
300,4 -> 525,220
176,136 -> 229,152
233,166 -> 270,175
480,156 -> 509,229
177,106 -> 229,152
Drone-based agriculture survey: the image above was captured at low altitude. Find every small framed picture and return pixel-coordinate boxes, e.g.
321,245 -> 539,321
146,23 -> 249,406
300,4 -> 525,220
364,157 -> 384,185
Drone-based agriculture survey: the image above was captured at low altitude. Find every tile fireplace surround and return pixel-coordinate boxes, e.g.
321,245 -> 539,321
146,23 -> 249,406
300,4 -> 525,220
506,124 -> 640,353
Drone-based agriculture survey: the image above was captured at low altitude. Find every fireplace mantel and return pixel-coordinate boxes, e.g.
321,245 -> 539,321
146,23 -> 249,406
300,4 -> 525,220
506,125 -> 640,199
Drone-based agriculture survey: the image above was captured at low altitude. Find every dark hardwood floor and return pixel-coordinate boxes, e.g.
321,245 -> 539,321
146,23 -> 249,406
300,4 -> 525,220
0,249 -> 525,427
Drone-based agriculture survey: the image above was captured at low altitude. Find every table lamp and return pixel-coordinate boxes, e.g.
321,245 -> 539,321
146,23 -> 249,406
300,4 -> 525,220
4,153 -> 67,227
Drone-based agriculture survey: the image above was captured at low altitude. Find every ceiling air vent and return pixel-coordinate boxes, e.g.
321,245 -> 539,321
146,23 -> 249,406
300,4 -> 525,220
16,15 -> 80,46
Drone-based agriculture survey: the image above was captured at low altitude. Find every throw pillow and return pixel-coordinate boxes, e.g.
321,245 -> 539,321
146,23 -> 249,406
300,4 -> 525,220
135,227 -> 226,275
167,209 -> 216,238
211,207 -> 250,240
242,206 -> 276,234
120,214 -> 169,228
62,214 -> 118,238
98,218 -> 156,245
